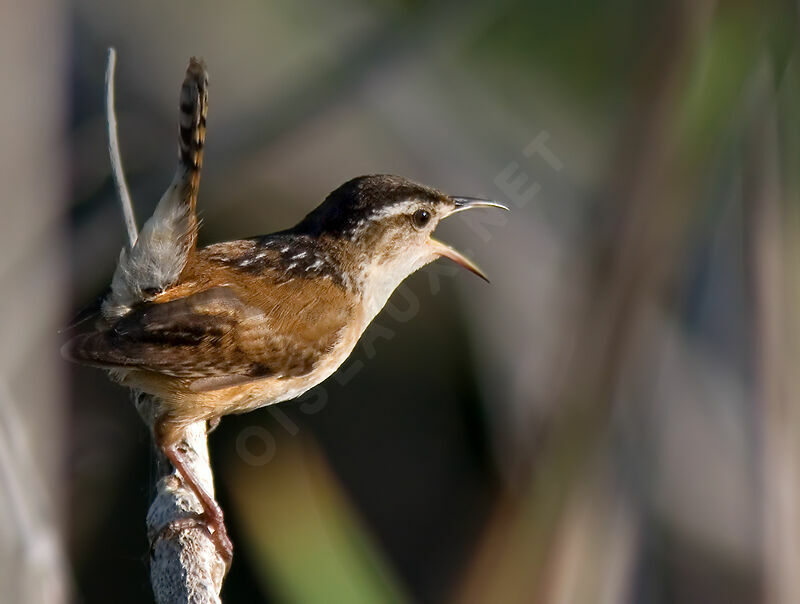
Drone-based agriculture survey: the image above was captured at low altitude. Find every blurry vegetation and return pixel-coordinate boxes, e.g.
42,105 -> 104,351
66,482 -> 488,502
51,0 -> 800,603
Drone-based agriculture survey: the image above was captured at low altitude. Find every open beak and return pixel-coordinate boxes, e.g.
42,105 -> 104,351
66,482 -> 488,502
449,197 -> 510,214
430,196 -> 509,283
429,238 -> 491,282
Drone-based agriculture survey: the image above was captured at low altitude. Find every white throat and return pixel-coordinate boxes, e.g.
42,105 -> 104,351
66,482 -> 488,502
358,249 -> 434,323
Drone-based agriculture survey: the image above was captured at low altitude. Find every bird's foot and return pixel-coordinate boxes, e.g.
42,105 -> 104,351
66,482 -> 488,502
204,512 -> 233,569
155,512 -> 233,570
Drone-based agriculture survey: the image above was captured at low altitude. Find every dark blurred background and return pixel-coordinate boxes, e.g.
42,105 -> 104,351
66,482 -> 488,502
2,0 -> 800,602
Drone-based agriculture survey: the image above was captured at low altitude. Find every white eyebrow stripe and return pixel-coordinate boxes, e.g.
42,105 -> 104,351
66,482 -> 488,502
372,200 -> 421,219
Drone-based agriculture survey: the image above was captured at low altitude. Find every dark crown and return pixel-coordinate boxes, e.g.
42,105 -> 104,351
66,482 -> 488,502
295,174 -> 448,237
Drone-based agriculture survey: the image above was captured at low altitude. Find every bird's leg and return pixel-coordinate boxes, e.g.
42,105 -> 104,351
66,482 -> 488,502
161,441 -> 233,567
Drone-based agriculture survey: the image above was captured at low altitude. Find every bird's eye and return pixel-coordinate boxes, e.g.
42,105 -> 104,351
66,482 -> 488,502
412,208 -> 431,229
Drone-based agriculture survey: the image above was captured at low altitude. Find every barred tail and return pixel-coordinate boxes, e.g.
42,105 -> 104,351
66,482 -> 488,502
178,57 -> 209,211
103,58 -> 210,319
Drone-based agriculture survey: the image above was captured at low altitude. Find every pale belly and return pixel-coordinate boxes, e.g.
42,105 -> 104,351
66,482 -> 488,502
226,342 -> 351,415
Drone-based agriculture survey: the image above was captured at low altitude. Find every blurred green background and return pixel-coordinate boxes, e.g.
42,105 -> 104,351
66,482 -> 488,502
2,0 -> 800,602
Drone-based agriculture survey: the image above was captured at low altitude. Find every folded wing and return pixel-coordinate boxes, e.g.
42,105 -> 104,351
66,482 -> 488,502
64,284 -> 344,392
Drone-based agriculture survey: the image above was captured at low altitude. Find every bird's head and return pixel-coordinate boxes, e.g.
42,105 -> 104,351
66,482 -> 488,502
296,175 -> 507,292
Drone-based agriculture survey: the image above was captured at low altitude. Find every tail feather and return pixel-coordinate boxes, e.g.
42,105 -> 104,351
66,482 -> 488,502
178,57 -> 209,210
103,58 -> 210,320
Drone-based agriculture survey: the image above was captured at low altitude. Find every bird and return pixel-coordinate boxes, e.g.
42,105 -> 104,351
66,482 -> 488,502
63,57 -> 507,566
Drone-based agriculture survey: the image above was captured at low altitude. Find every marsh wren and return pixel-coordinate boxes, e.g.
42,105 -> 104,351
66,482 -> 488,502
64,58 -> 507,564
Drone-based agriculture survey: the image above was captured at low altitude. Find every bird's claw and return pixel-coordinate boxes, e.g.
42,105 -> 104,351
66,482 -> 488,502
153,513 -> 233,571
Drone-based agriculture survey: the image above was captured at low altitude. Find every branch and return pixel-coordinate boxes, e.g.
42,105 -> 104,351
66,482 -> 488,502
105,47 -> 138,248
105,53 -> 227,601
135,394 -> 226,604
